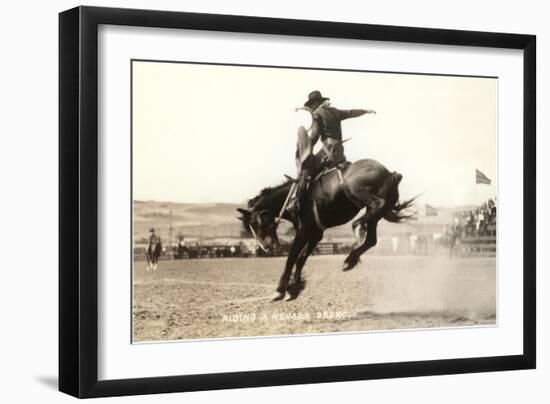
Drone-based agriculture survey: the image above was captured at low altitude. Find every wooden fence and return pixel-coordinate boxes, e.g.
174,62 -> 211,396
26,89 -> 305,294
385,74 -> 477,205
133,235 -> 496,261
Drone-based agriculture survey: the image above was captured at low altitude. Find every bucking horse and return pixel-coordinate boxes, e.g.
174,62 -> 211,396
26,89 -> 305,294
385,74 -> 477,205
238,135 -> 415,301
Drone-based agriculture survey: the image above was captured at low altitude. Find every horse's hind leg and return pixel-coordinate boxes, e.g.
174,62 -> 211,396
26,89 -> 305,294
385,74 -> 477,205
353,217 -> 367,245
343,219 -> 379,271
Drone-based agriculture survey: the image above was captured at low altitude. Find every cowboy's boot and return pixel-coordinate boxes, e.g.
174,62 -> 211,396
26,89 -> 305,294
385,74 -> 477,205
285,195 -> 302,230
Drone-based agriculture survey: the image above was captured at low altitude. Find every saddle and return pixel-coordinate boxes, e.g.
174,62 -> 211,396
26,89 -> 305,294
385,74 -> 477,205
309,161 -> 357,206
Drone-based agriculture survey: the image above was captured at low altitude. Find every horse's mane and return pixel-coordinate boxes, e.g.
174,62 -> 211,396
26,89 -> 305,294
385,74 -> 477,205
247,180 -> 292,208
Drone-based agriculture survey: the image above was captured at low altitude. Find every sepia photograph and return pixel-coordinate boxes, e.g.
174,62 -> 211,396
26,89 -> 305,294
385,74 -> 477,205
131,59 -> 497,343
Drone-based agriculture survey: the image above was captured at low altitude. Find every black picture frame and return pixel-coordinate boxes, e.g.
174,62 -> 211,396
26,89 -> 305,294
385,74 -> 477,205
59,5 -> 536,398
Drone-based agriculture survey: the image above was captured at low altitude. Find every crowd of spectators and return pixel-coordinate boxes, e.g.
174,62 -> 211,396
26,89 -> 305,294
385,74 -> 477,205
453,198 -> 497,238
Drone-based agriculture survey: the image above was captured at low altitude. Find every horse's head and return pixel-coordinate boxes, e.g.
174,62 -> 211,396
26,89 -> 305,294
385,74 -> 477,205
237,180 -> 294,253
237,207 -> 280,254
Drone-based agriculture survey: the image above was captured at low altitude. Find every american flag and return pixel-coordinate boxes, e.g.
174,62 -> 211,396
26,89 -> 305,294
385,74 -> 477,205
476,169 -> 491,185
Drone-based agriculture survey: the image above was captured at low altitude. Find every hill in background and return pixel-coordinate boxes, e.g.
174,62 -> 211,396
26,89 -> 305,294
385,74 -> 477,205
134,200 -> 461,245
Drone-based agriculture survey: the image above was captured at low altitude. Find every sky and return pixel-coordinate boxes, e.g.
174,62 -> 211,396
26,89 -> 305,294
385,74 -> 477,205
132,60 -> 497,207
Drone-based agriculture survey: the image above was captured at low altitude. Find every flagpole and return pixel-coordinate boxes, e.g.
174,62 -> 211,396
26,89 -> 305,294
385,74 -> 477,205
475,169 -> 492,207
474,169 -> 477,207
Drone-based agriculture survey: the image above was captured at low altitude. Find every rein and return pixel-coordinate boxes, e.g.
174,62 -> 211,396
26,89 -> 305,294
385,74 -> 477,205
276,181 -> 297,224
248,223 -> 269,253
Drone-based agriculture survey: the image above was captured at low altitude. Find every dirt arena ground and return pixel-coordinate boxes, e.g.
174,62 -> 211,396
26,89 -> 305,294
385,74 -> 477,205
133,255 -> 496,342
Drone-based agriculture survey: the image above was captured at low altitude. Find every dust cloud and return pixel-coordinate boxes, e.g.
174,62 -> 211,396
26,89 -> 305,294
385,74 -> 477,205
361,256 -> 496,323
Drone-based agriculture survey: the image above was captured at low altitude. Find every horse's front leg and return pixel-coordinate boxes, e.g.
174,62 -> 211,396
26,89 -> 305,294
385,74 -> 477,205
273,232 -> 308,301
287,230 -> 323,300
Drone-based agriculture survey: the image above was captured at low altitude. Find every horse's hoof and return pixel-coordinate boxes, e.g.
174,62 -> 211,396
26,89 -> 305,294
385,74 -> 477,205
271,292 -> 285,301
342,262 -> 356,272
286,281 -> 305,301
343,257 -> 360,272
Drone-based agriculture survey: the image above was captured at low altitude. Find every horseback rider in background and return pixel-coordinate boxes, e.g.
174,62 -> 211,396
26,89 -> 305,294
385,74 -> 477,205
148,227 -> 161,247
288,90 -> 376,227
146,227 -> 162,271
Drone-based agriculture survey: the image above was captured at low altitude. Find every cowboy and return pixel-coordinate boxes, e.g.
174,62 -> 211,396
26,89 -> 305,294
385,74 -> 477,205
146,228 -> 162,271
148,228 -> 160,245
148,228 -> 162,256
289,90 -> 376,226
305,90 -> 376,168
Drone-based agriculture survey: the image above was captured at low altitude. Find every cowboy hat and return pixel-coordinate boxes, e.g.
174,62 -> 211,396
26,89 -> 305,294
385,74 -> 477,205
304,90 -> 329,109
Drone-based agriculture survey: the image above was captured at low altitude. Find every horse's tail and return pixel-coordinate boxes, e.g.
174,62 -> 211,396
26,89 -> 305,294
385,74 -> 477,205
385,197 -> 416,223
384,172 -> 416,223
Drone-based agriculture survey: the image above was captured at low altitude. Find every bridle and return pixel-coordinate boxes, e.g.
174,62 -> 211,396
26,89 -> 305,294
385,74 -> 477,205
248,209 -> 278,253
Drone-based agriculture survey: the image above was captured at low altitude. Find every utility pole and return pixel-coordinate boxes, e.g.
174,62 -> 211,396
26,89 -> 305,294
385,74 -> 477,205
168,210 -> 173,258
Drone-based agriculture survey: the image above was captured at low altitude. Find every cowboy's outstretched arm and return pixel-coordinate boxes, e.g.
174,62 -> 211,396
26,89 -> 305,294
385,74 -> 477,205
294,106 -> 320,145
339,109 -> 376,119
